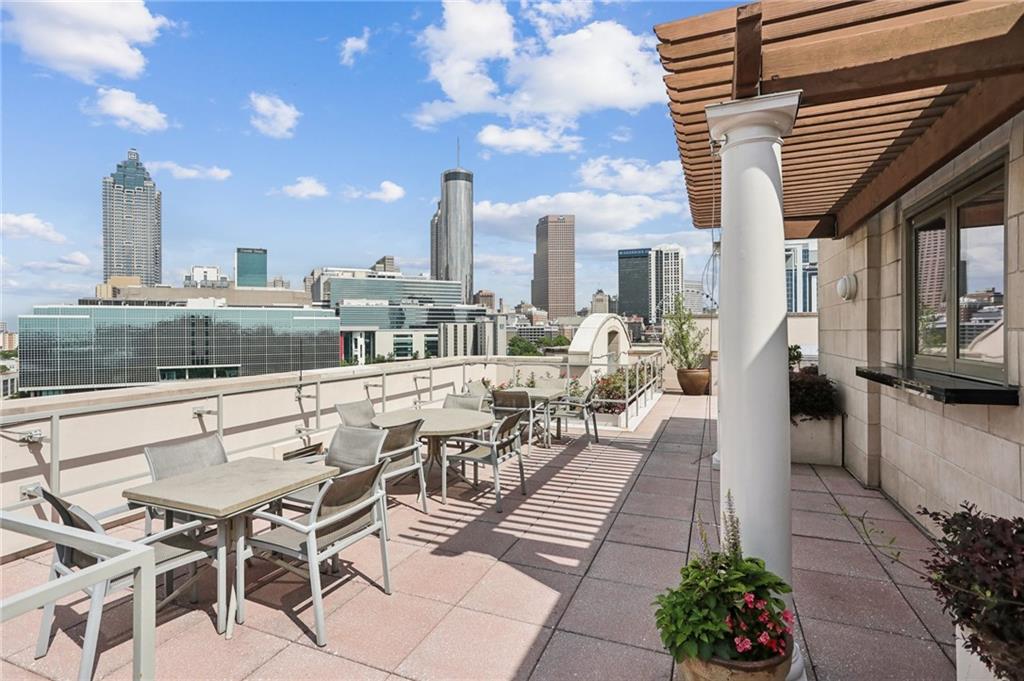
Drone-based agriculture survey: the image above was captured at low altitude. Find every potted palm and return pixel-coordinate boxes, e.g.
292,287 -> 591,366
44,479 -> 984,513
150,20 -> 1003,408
655,499 -> 795,681
663,296 -> 710,395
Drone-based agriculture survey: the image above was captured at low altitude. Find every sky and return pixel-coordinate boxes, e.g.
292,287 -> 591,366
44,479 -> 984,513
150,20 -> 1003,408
1,0 -> 725,329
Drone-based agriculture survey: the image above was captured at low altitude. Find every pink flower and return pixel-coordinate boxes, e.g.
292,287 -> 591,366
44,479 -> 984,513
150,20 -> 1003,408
725,614 -> 733,629
734,636 -> 752,653
743,593 -> 755,608
781,609 -> 794,624
755,599 -> 767,610
758,611 -> 771,624
758,632 -> 771,646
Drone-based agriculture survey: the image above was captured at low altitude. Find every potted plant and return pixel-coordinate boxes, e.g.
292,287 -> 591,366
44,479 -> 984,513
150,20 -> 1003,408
663,296 -> 709,395
789,367 -> 842,466
918,504 -> 1023,681
655,499 -> 795,680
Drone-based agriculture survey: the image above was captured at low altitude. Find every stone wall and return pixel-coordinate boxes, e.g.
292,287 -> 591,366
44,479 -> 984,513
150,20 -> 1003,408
818,112 -> 1024,522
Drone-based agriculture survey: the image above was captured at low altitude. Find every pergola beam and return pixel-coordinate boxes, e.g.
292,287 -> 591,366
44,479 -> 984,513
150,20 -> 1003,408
837,74 -> 1024,235
732,3 -> 762,98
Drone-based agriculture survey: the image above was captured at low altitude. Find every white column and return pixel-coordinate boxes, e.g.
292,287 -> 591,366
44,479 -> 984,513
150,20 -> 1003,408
707,90 -> 805,680
707,90 -> 799,573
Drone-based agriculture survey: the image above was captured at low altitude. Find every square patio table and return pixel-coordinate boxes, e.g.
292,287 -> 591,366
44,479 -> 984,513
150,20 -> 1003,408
123,457 -> 338,636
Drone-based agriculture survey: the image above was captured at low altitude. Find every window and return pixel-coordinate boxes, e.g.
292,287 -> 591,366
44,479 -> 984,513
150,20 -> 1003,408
908,166 -> 1006,381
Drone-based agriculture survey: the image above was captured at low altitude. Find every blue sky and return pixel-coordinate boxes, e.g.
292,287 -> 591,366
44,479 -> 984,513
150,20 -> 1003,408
1,0 -> 722,329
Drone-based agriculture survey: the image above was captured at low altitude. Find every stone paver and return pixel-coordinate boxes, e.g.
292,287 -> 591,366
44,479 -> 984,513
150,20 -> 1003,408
0,394 -> 952,681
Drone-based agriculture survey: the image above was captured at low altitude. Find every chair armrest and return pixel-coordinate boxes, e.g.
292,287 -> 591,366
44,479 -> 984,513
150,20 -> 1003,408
447,436 -> 492,448
382,442 -> 420,458
251,510 -> 311,533
311,491 -> 384,531
291,453 -> 327,463
138,519 -> 206,545
94,503 -> 135,520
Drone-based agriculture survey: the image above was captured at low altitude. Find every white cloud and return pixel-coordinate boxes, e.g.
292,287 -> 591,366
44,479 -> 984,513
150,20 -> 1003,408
248,92 -> 301,139
344,180 -> 406,203
578,157 -> 683,195
23,251 -> 94,273
2,1 -> 169,82
274,176 -> 328,199
87,87 -> 168,132
147,161 -> 231,181
413,0 -> 516,128
476,253 -> 532,275
610,126 -> 632,143
520,0 -> 593,41
1,213 -> 67,244
477,123 -> 582,155
339,27 -> 370,66
475,190 -> 684,240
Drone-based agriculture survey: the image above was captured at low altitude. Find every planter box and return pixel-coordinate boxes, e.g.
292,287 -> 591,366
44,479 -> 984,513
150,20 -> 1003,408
956,627 -> 999,681
790,416 -> 841,465
595,411 -> 626,428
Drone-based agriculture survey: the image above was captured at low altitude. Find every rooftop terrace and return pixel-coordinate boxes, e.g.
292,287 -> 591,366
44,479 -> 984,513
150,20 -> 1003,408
1,395 -> 951,681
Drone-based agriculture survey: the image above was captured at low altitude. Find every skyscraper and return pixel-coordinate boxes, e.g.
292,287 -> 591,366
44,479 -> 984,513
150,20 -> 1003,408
103,149 -> 162,285
784,239 -> 819,313
430,167 -> 474,303
616,244 -> 684,324
530,215 -> 576,319
651,244 -> 683,324
235,248 -> 268,287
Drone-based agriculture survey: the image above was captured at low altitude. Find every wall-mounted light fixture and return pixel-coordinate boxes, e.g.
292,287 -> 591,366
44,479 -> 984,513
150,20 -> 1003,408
836,273 -> 858,301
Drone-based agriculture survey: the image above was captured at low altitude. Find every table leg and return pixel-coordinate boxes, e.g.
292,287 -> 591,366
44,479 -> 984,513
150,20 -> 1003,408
235,515 -> 247,625
543,401 -> 552,448
216,520 -> 228,635
163,511 -> 175,599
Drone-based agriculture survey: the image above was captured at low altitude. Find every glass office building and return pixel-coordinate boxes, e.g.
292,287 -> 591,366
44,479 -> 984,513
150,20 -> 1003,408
235,248 -> 268,287
103,149 -> 162,286
618,249 -> 652,321
336,304 -> 488,330
18,305 -> 339,394
324,276 -> 462,306
784,239 -> 819,313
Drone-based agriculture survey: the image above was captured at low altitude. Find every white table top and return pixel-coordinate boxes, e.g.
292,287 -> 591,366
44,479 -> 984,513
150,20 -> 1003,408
514,387 -> 566,401
372,408 -> 494,437
123,457 -> 338,519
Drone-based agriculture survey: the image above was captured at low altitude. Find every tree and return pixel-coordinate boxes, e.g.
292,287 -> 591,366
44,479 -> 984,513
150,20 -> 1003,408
663,295 -> 708,369
538,335 -> 570,348
507,336 -> 541,356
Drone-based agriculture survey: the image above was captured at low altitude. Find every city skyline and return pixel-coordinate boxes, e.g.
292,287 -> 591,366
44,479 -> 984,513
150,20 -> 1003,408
1,1 -> 716,329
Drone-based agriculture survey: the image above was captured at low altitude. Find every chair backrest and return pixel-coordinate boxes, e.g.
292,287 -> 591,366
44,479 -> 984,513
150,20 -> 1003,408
493,410 -> 524,455
534,376 -> 565,392
335,399 -> 376,428
382,418 -> 424,454
309,460 -> 385,544
444,394 -> 484,411
144,432 -> 228,482
464,380 -> 490,397
492,389 -> 530,410
325,425 -> 387,473
38,488 -> 103,570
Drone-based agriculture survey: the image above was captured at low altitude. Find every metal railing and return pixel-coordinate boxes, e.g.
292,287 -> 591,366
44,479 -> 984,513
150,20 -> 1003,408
0,512 -> 156,680
0,352 -> 664,525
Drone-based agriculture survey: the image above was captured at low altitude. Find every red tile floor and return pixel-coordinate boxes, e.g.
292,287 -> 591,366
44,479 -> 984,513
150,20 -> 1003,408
1,395 -> 953,680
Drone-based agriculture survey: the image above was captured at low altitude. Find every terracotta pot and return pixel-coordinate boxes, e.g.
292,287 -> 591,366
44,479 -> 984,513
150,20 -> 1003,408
677,368 -> 711,395
677,637 -> 793,681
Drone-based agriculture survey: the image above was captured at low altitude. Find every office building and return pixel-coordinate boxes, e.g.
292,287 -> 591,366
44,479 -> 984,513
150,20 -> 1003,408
269,275 -> 291,289
87,282 -> 310,308
184,265 -> 230,288
531,215 -> 576,319
430,167 -> 474,302
103,148 -> 162,285
682,280 -> 710,314
371,256 -> 398,273
590,289 -> 617,314
18,303 -> 339,395
438,323 -> 476,358
473,289 -> 496,312
785,239 -> 819,313
616,244 -> 684,324
309,267 -> 462,307
235,248 -> 268,287
475,316 -> 509,355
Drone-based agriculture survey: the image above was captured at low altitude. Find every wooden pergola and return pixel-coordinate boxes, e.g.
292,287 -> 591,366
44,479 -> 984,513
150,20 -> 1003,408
655,0 -> 1024,239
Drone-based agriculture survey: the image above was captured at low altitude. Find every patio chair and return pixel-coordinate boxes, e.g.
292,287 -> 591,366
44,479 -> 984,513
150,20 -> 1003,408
441,411 -> 527,512
335,399 -> 376,428
33,487 -> 214,681
379,418 -> 429,521
444,393 -> 485,411
462,380 -> 492,408
281,425 -> 388,506
491,390 -> 543,449
142,432 -> 228,533
249,460 -> 391,647
550,384 -> 601,444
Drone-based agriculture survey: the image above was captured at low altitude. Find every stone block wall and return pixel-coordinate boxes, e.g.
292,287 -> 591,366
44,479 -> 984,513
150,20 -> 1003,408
818,112 -> 1024,523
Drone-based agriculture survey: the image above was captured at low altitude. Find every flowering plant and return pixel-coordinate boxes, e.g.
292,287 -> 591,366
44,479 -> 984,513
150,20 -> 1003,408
654,497 -> 793,663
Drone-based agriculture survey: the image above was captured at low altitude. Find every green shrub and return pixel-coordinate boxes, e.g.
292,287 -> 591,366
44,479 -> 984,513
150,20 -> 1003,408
789,371 -> 841,422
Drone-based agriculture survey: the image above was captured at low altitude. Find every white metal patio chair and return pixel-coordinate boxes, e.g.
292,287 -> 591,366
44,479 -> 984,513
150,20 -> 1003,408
335,399 -> 377,428
33,487 -> 214,681
441,411 -> 527,512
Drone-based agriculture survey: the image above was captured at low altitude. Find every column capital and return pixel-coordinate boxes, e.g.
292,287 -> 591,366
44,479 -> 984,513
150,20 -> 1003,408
705,91 -> 802,149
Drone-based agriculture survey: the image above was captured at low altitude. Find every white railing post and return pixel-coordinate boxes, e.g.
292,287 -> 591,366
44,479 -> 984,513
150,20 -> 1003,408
380,367 -> 388,412
216,394 -> 224,439
49,414 -> 60,495
429,366 -> 434,402
314,380 -> 322,430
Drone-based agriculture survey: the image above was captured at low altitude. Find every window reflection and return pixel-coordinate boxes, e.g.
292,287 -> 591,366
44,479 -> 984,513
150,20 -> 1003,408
957,185 -> 1004,364
915,217 -> 946,356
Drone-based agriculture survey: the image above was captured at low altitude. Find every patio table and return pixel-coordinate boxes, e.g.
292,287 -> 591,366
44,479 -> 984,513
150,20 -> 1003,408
372,407 -> 493,476
123,457 -> 338,637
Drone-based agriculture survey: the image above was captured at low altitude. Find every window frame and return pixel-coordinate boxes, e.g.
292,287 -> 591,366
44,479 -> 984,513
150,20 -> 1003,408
904,157 -> 1009,384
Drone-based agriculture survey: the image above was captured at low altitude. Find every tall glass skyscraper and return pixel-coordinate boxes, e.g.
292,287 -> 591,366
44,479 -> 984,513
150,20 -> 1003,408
235,247 -> 268,287
430,168 -> 473,303
103,149 -> 162,285
531,215 -> 576,318
616,244 -> 684,324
